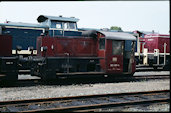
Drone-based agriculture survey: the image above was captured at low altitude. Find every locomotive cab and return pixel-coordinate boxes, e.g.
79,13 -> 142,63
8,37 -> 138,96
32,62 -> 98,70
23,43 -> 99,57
37,15 -> 82,37
97,31 -> 136,75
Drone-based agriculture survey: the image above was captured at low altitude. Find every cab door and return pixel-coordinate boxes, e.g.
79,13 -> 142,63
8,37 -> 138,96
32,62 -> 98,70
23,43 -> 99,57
98,38 -> 106,71
106,40 -> 124,73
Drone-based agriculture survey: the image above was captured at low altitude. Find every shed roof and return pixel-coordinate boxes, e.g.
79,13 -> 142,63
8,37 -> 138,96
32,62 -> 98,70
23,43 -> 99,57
98,31 -> 136,41
37,15 -> 79,23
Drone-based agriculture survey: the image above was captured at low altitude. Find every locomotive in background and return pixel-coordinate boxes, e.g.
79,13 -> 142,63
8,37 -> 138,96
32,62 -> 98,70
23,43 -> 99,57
133,30 -> 170,70
0,15 -> 81,56
0,15 -> 136,82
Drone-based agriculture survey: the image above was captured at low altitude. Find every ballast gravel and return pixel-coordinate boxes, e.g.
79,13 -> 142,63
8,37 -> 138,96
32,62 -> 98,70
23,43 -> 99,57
0,79 -> 169,101
134,71 -> 170,76
97,103 -> 170,112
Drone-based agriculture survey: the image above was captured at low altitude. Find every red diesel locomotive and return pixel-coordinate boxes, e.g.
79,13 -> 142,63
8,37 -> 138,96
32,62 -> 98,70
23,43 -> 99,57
135,33 -> 170,70
0,30 -> 136,81
34,30 -> 136,80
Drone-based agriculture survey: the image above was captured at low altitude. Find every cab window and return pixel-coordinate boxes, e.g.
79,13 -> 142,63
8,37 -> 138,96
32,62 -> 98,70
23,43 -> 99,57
56,22 -> 62,29
112,40 -> 123,55
63,22 -> 77,30
51,21 -> 62,29
68,22 -> 76,29
99,38 -> 105,50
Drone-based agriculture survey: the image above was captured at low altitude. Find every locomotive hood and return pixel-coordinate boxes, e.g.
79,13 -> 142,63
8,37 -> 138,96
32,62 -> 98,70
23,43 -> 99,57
98,31 -> 136,41
0,22 -> 48,29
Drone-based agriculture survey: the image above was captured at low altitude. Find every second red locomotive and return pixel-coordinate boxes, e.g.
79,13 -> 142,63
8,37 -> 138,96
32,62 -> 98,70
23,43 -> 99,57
134,32 -> 170,70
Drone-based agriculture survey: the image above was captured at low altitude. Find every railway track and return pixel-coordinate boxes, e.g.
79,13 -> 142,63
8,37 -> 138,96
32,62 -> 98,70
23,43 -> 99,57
135,65 -> 169,72
0,90 -> 169,112
75,101 -> 170,112
0,74 -> 169,87
133,75 -> 169,80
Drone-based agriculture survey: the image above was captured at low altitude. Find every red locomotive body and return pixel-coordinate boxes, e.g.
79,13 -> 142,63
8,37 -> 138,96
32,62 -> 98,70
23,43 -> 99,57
137,33 -> 170,69
142,34 -> 170,53
37,36 -> 97,57
35,31 -> 136,80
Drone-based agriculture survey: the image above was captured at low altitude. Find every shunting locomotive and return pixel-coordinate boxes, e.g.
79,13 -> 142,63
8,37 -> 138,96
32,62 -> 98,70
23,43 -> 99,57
33,30 -> 136,80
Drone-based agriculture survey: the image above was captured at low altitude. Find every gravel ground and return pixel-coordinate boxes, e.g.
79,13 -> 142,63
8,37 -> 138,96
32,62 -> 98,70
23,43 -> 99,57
0,79 -> 169,101
121,103 -> 170,112
0,71 -> 170,112
97,103 -> 170,112
134,71 -> 170,76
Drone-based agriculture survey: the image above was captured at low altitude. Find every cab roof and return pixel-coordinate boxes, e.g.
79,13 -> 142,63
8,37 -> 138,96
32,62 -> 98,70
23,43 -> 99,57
98,31 -> 136,41
37,15 -> 79,23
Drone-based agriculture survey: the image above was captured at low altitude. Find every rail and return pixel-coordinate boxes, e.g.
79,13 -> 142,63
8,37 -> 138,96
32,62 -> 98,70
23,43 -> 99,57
0,74 -> 169,87
0,90 -> 169,112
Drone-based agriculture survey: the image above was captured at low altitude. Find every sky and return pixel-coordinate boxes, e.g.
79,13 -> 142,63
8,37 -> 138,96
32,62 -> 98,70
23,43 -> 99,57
0,1 -> 170,34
